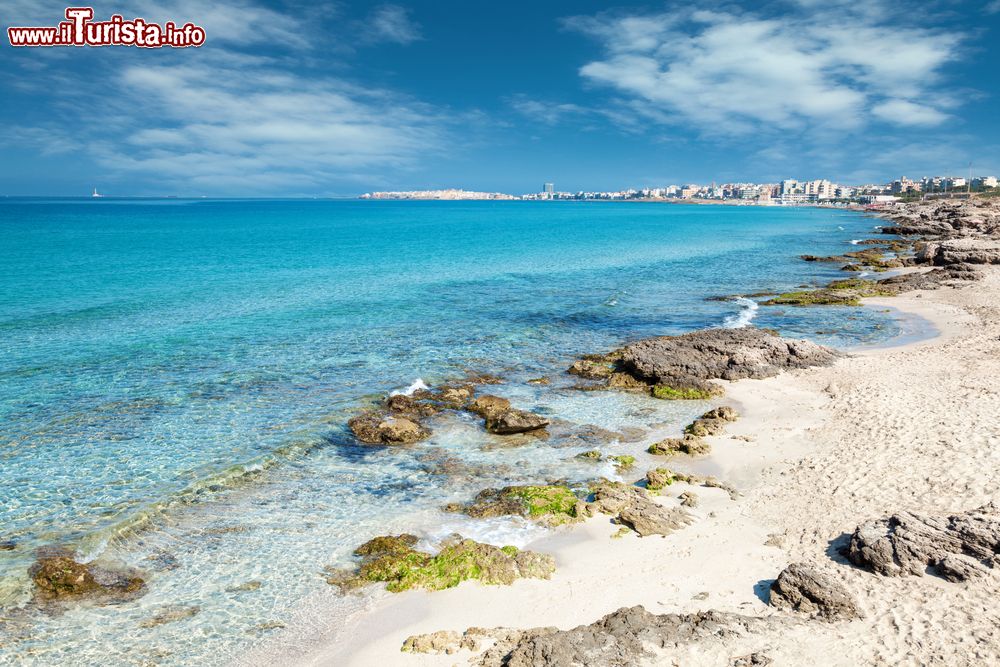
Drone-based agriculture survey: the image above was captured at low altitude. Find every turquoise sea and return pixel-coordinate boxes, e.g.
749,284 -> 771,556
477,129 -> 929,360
1,199 -> 902,665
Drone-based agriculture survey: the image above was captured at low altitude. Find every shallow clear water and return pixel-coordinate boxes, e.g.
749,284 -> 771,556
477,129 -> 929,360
0,199 -> 899,665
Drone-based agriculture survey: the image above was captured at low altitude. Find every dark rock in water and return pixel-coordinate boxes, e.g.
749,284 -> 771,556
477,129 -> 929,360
768,563 -> 860,620
485,408 -> 549,435
616,328 -> 839,389
482,606 -> 771,667
587,482 -> 692,537
431,384 -> 475,409
30,552 -> 146,603
385,393 -> 439,418
799,254 -> 848,263
0,540 -> 15,551
847,503 -> 1000,582
732,653 -> 773,666
468,395 -> 511,420
347,412 -> 430,445
139,604 -> 201,629
464,372 -> 504,385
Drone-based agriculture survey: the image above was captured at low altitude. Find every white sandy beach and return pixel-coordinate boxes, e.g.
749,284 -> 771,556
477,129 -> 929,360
283,267 -> 1000,667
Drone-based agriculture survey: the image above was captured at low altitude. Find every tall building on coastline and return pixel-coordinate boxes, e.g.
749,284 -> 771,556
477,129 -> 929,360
543,183 -> 554,195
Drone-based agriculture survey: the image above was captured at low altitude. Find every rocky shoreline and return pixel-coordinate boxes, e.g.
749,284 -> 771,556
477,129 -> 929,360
28,198 -> 1000,665
309,196 -> 1000,666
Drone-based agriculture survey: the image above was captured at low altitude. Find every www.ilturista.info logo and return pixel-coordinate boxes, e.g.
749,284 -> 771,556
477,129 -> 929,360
7,7 -> 206,48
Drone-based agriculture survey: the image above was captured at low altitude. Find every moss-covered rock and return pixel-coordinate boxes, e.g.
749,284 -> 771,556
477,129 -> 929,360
575,449 -> 602,460
645,468 -> 678,491
825,278 -> 896,297
330,536 -> 555,593
611,455 -> 636,472
30,553 -> 146,603
447,485 -> 584,526
650,384 -> 722,400
762,290 -> 861,307
354,534 -> 420,557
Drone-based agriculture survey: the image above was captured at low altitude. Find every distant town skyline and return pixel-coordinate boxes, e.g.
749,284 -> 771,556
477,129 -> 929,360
2,0 -> 1000,196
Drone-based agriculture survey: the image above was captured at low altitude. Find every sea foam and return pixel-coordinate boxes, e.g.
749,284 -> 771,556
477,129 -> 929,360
391,378 -> 429,396
722,297 -> 759,328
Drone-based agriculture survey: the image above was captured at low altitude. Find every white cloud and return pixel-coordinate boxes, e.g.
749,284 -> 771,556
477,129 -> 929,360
362,4 -> 422,45
97,59 -> 446,192
987,1 -> 1000,14
872,99 -> 950,127
565,6 -> 963,135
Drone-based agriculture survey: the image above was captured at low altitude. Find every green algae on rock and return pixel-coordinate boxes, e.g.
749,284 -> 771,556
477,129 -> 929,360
30,552 -> 146,603
328,535 -> 555,593
611,455 -> 636,472
650,384 -> 722,400
762,290 -> 861,307
645,467 -> 678,491
445,485 -> 585,526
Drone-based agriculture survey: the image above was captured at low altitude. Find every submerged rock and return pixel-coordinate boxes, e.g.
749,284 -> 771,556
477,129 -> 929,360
485,408 -> 549,435
30,552 -> 146,603
347,412 -> 430,445
138,604 -> 201,629
768,563 -> 860,620
847,503 -> 1000,582
468,395 -> 511,420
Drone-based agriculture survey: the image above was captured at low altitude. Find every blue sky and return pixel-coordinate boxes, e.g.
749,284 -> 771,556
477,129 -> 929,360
1,0 -> 999,196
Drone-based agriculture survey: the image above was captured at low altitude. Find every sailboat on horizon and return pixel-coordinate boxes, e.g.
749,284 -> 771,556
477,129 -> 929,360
92,187 -> 103,198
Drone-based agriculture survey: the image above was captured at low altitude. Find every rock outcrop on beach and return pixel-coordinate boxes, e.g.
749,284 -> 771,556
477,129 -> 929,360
407,606 -> 775,666
768,563 -> 860,620
914,238 -> 1000,266
30,551 -> 146,603
587,481 -> 693,537
847,503 -> 1000,582
571,328 -> 839,399
325,534 -> 555,593
879,198 -> 1000,239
